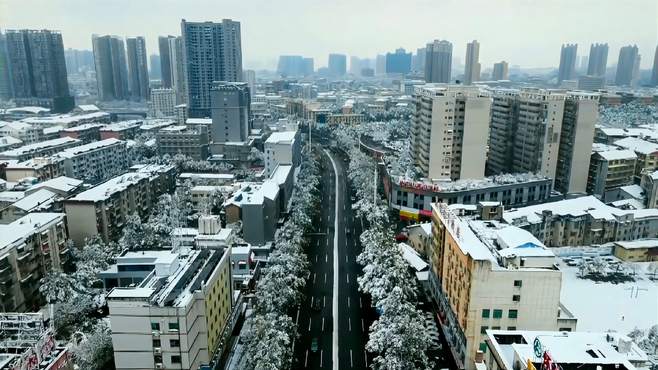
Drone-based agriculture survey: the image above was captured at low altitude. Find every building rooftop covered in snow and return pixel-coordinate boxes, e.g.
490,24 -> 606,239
482,330 -> 649,370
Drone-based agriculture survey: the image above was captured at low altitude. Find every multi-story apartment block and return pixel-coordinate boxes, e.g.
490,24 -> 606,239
107,248 -> 233,370
430,204 -> 577,370
264,130 -> 301,176
557,44 -> 578,83
59,123 -> 103,143
411,85 -> 492,180
99,120 -> 142,141
486,89 -> 519,175
149,88 -> 176,117
20,111 -> 111,129
3,156 -> 66,182
640,170 -> 658,209
587,149 -> 637,196
502,196 -> 658,247
464,40 -> 481,85
64,167 -> 175,245
491,61 -> 509,81
0,121 -> 41,144
156,125 -> 209,160
554,92 -> 599,194
0,213 -> 68,312
57,138 -> 129,183
0,136 -> 80,161
613,137 -> 658,181
181,19 -> 243,117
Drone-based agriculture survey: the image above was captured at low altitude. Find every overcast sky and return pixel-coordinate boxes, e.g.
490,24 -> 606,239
1,0 -> 657,70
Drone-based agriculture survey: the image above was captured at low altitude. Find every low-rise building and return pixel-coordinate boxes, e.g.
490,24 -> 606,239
20,111 -> 111,128
0,189 -> 59,223
156,125 -> 209,160
483,330 -> 648,370
57,138 -> 129,183
586,149 -> 637,196
327,113 -> 365,126
431,204 -> 577,370
64,171 -> 170,245
613,137 -> 658,180
0,137 -> 81,161
107,248 -> 233,370
613,239 -> 658,262
264,130 -> 300,176
224,181 -> 280,245
0,213 -> 68,311
640,169 -> 658,208
503,196 -> 658,247
0,136 -> 22,151
387,173 -> 553,222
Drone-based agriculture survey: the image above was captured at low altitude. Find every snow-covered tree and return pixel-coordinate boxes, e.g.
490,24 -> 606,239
119,213 -> 146,250
242,313 -> 296,370
70,320 -> 114,370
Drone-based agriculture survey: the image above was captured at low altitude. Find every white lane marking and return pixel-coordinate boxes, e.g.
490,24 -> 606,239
347,297 -> 350,308
316,255 -> 318,263
320,349 -> 324,368
313,273 -> 316,284
346,273 -> 350,284
345,254 -> 348,263
323,296 -> 326,307
325,149 -> 340,370
327,238 -> 329,247
305,350 -> 309,367
350,350 -> 354,368
325,253 -> 328,263
348,317 -> 352,331
322,317 -> 325,331
361,318 -> 365,332
359,297 -> 362,308
308,317 -> 312,332
296,309 -> 300,325
364,351 -> 368,367
324,273 -> 327,285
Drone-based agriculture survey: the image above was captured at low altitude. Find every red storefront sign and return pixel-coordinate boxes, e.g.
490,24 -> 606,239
398,180 -> 441,193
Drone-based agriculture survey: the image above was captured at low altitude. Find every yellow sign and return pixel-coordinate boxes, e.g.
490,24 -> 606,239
527,359 -> 537,370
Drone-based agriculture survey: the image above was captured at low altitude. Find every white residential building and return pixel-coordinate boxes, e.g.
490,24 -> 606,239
411,85 -> 492,180
264,130 -> 301,176
107,248 -> 233,370
57,138 -> 129,183
150,88 -> 177,117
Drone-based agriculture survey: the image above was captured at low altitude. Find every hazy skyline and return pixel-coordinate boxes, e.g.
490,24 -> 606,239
1,0 -> 657,71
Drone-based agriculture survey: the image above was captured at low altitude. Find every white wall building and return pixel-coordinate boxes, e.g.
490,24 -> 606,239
264,130 -> 301,176
57,138 -> 129,183
411,85 -> 492,180
150,88 -> 176,117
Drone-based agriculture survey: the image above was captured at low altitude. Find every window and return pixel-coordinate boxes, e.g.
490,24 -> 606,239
479,343 -> 487,353
480,326 -> 488,334
493,309 -> 503,319
513,280 -> 522,287
152,339 -> 161,347
482,309 -> 490,318
492,326 -> 501,330
508,309 -> 518,319
170,339 -> 180,348
168,322 -> 179,331
507,326 -> 517,330
513,295 -> 521,302
171,355 -> 182,364
151,322 -> 160,331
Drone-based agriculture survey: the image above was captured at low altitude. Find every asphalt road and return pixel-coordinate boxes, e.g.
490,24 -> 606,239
292,147 -> 374,370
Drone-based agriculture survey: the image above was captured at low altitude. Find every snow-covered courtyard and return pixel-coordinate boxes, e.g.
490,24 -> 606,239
559,258 -> 658,335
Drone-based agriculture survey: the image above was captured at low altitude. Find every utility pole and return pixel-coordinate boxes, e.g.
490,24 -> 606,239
373,160 -> 377,205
